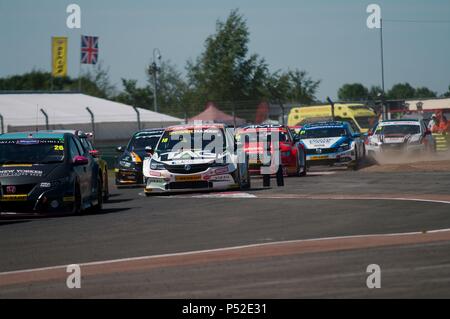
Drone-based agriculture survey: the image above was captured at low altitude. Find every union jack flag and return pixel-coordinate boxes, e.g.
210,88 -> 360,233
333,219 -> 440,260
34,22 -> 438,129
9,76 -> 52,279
81,35 -> 99,65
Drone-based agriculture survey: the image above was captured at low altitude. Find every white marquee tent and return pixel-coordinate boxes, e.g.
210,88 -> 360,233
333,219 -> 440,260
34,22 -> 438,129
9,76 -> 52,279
0,93 -> 182,142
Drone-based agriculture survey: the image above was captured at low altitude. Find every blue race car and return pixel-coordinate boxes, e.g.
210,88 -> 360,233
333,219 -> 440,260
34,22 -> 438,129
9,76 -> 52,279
298,121 -> 365,169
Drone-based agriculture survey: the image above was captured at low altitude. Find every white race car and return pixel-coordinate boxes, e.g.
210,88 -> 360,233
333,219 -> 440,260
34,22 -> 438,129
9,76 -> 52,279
366,119 -> 434,158
142,124 -> 250,194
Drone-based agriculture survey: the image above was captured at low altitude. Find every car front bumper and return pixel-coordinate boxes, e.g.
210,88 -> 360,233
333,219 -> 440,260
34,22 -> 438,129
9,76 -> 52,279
306,149 -> 355,166
115,167 -> 144,186
144,167 -> 239,194
0,186 -> 75,217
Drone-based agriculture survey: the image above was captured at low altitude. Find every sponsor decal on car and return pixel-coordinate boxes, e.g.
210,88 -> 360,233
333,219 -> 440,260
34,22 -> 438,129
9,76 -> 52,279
0,194 -> 27,201
0,169 -> 44,177
175,175 -> 202,182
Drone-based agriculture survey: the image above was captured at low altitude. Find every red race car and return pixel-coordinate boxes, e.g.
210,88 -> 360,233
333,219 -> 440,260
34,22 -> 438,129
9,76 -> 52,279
236,124 -> 307,176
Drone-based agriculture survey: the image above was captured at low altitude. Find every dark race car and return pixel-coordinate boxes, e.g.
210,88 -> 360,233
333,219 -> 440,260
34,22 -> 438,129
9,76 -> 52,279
42,130 -> 110,201
115,128 -> 164,186
0,131 -> 102,217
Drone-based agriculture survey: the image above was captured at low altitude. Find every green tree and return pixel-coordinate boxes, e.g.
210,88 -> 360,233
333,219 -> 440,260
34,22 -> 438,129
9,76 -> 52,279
78,63 -> 116,98
337,83 -> 369,101
442,85 -> 450,98
265,70 -> 320,105
414,87 -> 437,98
186,9 -> 268,111
147,60 -> 189,117
114,79 -> 154,109
387,83 -> 415,99
0,67 -> 115,100
368,86 -> 383,100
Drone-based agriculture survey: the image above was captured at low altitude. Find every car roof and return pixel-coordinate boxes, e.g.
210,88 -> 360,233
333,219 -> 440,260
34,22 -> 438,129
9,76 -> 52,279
303,121 -> 348,129
237,124 -> 287,132
39,129 -> 87,138
133,128 -> 165,135
0,131 -> 66,139
379,119 -> 421,126
166,124 -> 226,130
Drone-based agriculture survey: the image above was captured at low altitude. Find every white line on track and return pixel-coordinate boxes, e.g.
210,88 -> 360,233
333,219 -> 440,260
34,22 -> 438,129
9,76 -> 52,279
2,227 -> 450,277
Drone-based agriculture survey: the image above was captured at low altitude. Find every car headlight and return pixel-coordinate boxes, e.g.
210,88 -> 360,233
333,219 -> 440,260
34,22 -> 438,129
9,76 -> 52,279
338,143 -> 351,152
150,159 -> 165,170
119,160 -> 133,168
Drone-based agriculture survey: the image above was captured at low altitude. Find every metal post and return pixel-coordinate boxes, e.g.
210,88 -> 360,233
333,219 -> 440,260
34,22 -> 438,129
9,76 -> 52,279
327,97 -> 335,121
152,48 -> 162,113
380,18 -> 387,120
86,107 -> 95,142
40,109 -> 49,130
0,114 -> 4,134
233,103 -> 236,128
133,106 -> 141,130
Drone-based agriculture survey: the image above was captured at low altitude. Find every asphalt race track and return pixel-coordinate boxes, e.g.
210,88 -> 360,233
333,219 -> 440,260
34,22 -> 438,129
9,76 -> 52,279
1,167 -> 450,298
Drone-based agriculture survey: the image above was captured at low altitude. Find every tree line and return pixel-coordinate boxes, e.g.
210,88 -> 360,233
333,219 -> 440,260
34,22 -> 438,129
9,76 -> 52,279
1,9 -> 448,119
337,83 -> 450,101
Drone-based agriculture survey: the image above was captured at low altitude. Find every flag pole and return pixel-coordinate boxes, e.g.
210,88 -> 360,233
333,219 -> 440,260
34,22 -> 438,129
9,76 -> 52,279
50,37 -> 53,92
78,35 -> 82,93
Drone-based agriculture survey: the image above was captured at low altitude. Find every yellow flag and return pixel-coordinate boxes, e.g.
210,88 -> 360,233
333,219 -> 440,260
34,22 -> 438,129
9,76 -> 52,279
52,37 -> 68,77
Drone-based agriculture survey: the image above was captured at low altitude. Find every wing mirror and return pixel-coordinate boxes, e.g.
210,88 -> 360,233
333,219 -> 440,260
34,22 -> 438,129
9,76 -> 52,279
89,149 -> 100,158
73,155 -> 89,166
145,146 -> 154,156
116,146 -> 125,153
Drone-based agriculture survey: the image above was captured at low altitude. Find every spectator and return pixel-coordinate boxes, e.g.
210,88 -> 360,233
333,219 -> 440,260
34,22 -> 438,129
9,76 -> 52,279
428,114 -> 438,131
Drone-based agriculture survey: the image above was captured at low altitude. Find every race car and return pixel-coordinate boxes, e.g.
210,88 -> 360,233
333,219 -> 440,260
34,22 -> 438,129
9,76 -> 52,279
236,124 -> 307,176
42,130 -> 109,201
143,124 -> 250,194
298,121 -> 365,169
0,131 -> 102,217
365,119 -> 434,159
115,128 -> 164,186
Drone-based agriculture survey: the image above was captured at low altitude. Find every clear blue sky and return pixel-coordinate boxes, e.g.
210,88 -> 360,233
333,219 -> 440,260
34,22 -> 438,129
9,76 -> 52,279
0,0 -> 449,100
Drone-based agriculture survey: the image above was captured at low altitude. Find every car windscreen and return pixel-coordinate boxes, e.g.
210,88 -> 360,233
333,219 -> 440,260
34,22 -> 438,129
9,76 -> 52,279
355,116 -> 377,129
128,132 -> 162,151
0,139 -> 65,165
236,130 -> 289,143
299,127 -> 348,139
377,124 -> 421,135
156,128 -> 226,153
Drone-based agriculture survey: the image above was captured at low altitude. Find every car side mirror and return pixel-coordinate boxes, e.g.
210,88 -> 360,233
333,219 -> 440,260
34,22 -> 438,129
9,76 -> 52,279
73,155 -> 89,166
116,146 -> 125,153
145,146 -> 154,156
89,149 -> 100,158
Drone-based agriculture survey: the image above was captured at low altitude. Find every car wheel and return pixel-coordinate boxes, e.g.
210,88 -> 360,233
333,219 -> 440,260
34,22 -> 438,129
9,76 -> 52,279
91,175 -> 103,212
298,151 -> 307,177
242,164 -> 251,190
103,170 -> 110,201
349,150 -> 359,171
72,183 -> 82,215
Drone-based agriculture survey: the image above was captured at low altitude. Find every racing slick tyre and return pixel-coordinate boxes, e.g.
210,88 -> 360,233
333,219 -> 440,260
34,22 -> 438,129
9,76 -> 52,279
263,174 -> 270,187
72,183 -> 82,215
349,151 -> 359,171
92,176 -> 104,212
103,170 -> 110,201
276,165 -> 284,186
239,164 -> 251,190
298,152 -> 307,177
